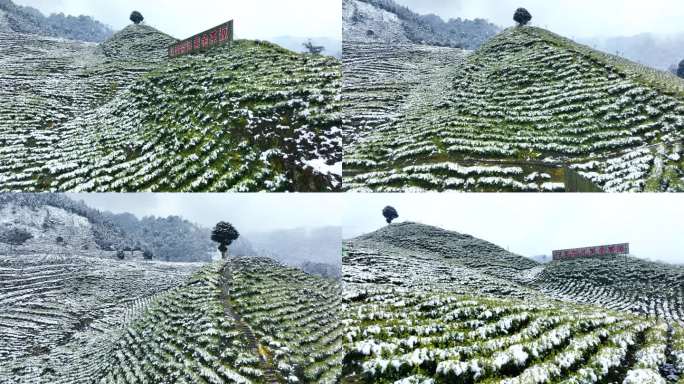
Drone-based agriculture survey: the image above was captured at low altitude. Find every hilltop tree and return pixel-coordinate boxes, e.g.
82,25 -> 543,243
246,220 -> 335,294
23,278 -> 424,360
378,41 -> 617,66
513,8 -> 532,26
303,40 -> 325,55
129,11 -> 144,25
143,249 -> 153,260
678,59 -> 684,79
211,222 -> 239,259
116,250 -> 125,260
382,206 -> 399,224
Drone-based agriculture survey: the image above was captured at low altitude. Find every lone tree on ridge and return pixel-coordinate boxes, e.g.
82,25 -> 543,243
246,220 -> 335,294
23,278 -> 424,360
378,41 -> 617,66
382,206 -> 399,224
513,8 -> 532,26
211,222 -> 240,260
130,11 -> 144,25
678,59 -> 684,79
303,40 -> 325,55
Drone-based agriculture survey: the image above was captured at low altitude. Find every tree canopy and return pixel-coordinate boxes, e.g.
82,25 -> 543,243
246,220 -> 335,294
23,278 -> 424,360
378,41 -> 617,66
382,206 -> 399,224
513,8 -> 532,26
303,40 -> 325,55
678,59 -> 684,79
130,11 -> 143,25
211,222 -> 239,256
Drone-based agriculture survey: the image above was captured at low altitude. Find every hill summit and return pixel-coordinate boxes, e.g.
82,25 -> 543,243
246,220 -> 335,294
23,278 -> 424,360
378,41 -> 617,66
344,26 -> 684,192
356,221 -> 538,270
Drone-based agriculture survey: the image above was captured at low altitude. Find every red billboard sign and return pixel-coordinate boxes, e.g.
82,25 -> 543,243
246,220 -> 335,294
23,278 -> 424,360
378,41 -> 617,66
169,20 -> 234,58
552,243 -> 629,261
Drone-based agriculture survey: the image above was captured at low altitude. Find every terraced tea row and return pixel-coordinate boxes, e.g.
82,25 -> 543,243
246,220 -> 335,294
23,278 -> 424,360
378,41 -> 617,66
230,257 -> 344,383
100,257 -> 343,383
342,288 -> 684,383
348,222 -> 541,289
0,26 -> 342,192
341,42 -> 465,143
343,26 -> 684,192
344,239 -> 541,301
0,253 -> 201,383
532,255 -> 684,322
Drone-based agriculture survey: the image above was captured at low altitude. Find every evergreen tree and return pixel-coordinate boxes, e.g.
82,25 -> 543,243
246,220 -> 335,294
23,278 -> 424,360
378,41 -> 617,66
211,222 -> 240,259
513,8 -> 532,26
129,11 -> 143,25
0,228 -> 33,252
382,206 -> 399,224
678,59 -> 684,79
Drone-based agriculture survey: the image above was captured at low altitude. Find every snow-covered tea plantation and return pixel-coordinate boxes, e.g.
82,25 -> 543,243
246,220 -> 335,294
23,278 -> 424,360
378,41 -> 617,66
342,223 -> 684,383
100,257 -> 343,384
343,26 -> 684,192
0,255 -> 342,383
0,24 -> 341,192
0,253 -> 202,383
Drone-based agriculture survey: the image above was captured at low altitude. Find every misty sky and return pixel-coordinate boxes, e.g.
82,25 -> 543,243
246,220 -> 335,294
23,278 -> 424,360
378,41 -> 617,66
395,0 -> 684,38
68,193 -> 342,234
344,194 -> 684,265
14,0 -> 341,40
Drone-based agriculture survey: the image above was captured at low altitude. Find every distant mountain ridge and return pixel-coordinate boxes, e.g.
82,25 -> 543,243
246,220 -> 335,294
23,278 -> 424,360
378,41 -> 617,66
0,0 -> 113,42
343,0 -> 500,49
579,32 -> 684,72
0,194 -> 256,262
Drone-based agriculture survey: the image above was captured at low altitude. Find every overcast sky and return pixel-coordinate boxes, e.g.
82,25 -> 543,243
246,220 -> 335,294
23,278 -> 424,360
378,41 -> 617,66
395,0 -> 684,38
344,194 -> 684,265
15,0 -> 341,40
68,193 -> 342,234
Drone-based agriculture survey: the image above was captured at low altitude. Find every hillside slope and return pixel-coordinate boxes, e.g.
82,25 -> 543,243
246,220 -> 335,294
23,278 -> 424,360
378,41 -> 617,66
353,222 -> 539,283
342,224 -> 684,383
100,257 -> 342,383
343,0 -> 499,49
344,26 -> 684,192
0,254 -> 201,383
532,255 -> 684,321
0,25 -> 341,192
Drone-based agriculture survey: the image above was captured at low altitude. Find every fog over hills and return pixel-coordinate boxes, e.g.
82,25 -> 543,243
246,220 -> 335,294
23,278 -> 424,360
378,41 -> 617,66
579,33 -> 684,72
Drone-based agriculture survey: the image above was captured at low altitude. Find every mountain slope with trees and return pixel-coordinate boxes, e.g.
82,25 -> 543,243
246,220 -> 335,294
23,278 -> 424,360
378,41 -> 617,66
0,0 -> 113,42
343,0 -> 500,49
